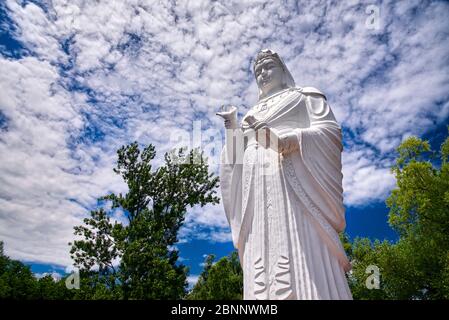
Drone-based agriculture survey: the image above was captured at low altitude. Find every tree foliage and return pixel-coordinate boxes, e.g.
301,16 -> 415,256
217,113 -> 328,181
0,241 -> 37,299
0,241 -> 74,299
347,132 -> 449,299
69,142 -> 219,299
187,251 -> 243,300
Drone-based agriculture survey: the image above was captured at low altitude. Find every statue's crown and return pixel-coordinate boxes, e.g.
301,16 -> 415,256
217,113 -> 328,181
254,49 -> 280,69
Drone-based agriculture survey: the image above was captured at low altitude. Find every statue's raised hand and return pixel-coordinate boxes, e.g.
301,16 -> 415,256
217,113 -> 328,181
216,105 -> 238,129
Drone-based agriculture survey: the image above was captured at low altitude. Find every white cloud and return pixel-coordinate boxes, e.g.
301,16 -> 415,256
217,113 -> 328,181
179,203 -> 232,245
0,0 -> 448,268
342,148 -> 396,206
0,56 -> 125,266
186,274 -> 199,290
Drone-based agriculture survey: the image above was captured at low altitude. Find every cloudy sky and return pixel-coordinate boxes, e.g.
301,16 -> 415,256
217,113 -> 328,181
1,0 -> 448,285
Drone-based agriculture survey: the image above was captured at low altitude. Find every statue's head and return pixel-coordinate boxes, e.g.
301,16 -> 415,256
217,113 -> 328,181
253,49 -> 295,100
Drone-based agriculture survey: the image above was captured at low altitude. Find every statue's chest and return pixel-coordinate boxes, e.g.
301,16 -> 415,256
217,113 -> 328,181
243,96 -> 310,133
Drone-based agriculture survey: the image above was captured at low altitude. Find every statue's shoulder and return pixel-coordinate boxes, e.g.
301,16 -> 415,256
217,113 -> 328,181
297,86 -> 327,100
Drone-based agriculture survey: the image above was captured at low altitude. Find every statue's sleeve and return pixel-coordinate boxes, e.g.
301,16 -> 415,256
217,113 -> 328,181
281,91 -> 350,270
279,91 -> 340,155
295,91 -> 346,232
220,128 -> 244,248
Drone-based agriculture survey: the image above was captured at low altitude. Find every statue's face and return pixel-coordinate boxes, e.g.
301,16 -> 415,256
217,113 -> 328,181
254,58 -> 285,94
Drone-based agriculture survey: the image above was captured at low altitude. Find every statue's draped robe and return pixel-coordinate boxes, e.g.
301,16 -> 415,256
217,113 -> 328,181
220,87 -> 353,300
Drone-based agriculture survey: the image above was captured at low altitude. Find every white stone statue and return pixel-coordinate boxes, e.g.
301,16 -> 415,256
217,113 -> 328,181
217,49 -> 353,300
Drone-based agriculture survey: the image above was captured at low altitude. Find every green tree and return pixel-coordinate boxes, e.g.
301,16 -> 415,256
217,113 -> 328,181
187,251 -> 243,300
37,274 -> 74,300
0,241 -> 38,299
348,131 -> 449,299
70,209 -> 123,299
0,241 -> 74,300
70,143 -> 219,299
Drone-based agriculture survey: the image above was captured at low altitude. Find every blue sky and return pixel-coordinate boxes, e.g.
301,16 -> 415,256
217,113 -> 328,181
0,0 -> 448,287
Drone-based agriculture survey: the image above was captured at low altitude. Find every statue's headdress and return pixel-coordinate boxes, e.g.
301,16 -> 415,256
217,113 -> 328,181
253,49 -> 295,100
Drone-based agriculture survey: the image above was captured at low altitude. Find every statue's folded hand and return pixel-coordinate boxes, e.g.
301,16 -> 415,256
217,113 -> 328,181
278,132 -> 299,155
256,128 -> 298,155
